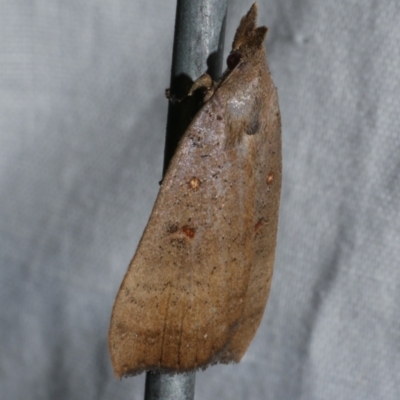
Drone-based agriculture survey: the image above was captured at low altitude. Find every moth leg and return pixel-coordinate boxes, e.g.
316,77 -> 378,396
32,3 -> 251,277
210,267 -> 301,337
187,73 -> 213,95
165,88 -> 181,103
188,73 -> 216,102
165,88 -> 182,104
165,73 -> 215,104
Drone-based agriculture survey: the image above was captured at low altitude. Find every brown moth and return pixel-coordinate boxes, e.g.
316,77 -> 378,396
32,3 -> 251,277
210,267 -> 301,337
109,3 -> 281,377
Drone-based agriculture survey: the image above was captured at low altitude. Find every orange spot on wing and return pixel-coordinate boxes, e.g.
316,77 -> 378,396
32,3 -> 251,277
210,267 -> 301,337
266,172 -> 274,185
182,225 -> 196,239
188,177 -> 201,191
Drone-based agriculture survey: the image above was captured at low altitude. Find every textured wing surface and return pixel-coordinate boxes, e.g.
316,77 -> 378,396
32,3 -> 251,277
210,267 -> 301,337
109,75 -> 280,377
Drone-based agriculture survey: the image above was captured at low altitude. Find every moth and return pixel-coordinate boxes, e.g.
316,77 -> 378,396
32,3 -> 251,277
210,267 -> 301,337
109,3 -> 281,377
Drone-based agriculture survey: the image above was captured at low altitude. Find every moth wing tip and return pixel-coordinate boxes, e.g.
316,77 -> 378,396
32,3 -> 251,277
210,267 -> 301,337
232,3 -> 268,51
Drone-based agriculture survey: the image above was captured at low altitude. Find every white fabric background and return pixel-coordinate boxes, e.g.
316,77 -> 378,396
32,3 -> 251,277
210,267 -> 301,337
1,0 -> 399,399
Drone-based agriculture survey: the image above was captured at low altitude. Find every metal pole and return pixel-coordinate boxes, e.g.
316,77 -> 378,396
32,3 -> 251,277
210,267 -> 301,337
145,0 -> 227,399
145,372 -> 196,400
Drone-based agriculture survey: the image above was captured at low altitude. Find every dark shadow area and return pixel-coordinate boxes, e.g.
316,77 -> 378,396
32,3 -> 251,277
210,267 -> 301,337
163,49 -> 226,175
162,10 -> 226,175
162,73 -> 205,175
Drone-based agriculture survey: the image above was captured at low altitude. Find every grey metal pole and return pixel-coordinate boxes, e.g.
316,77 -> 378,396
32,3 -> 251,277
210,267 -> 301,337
145,0 -> 227,399
145,372 -> 196,400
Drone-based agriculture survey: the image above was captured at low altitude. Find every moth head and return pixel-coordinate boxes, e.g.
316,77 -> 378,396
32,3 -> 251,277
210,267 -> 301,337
227,3 -> 267,70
